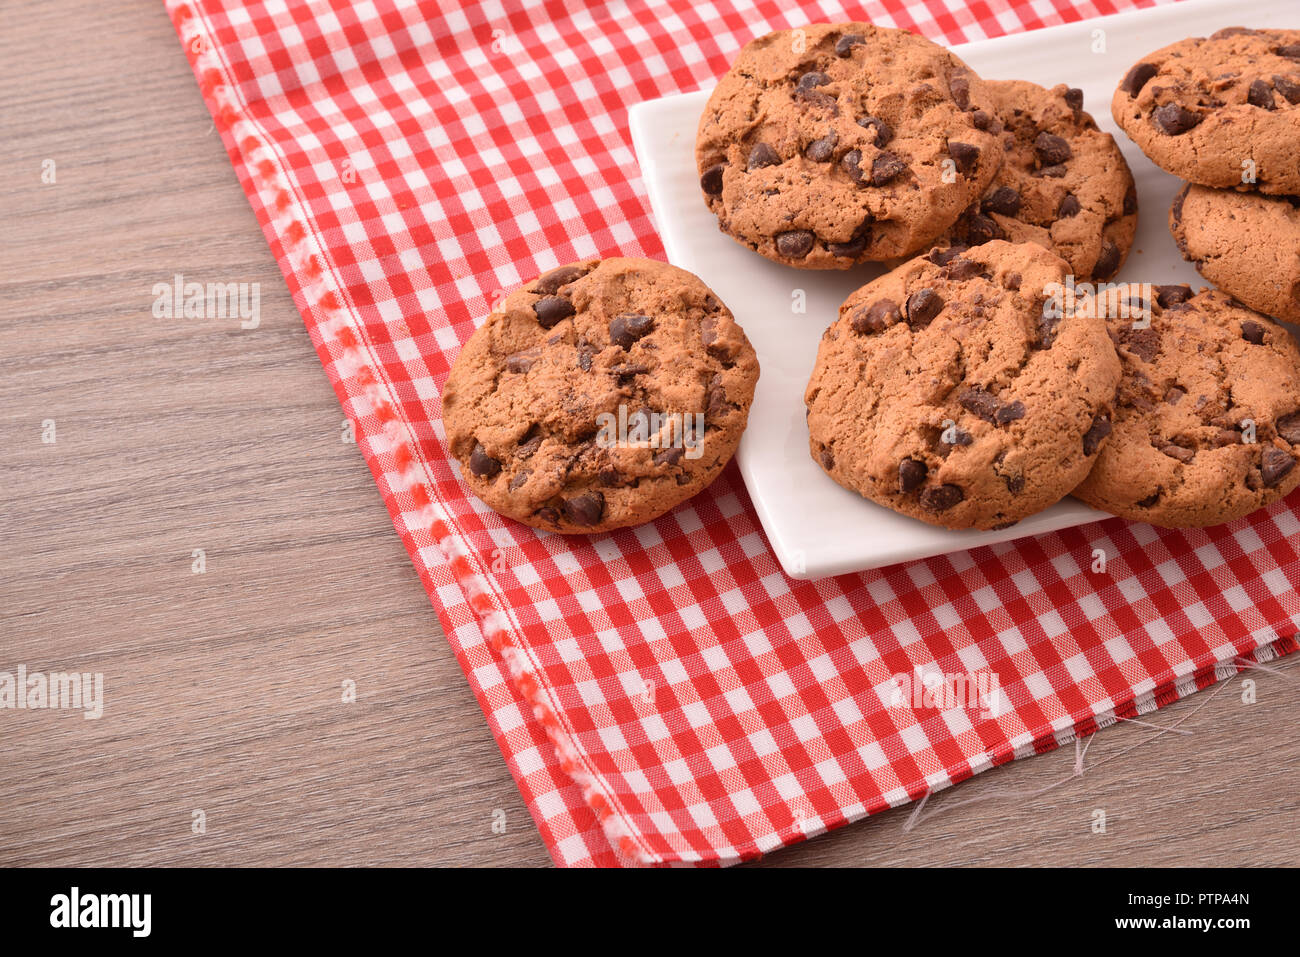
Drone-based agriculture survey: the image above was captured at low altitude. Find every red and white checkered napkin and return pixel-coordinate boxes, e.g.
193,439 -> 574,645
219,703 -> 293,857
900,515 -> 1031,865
168,0 -> 1300,865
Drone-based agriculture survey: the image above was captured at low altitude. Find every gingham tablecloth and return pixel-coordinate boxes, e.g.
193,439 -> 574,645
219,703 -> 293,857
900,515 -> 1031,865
167,0 -> 1300,866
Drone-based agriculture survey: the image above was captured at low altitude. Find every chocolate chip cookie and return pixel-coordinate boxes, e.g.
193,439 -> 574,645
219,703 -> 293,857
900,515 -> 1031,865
1169,183 -> 1300,322
937,80 -> 1137,281
696,23 -> 1003,268
443,258 -> 759,533
1112,27 -> 1300,195
805,240 -> 1122,529
1074,286 -> 1300,527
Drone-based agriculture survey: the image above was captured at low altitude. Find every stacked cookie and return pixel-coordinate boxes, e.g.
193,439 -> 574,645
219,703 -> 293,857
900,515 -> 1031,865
1113,27 -> 1300,322
693,22 -> 1300,532
695,23 -> 1137,280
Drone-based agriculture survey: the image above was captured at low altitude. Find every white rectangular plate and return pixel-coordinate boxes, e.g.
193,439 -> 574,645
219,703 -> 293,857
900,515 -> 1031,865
630,0 -> 1294,579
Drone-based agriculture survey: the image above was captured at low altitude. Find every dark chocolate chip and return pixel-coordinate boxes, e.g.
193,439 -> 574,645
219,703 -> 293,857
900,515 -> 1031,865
1273,74 -> 1300,104
942,426 -> 973,447
1241,320 -> 1266,344
534,296 -> 575,328
851,298 -> 901,334
747,142 -> 781,170
700,163 -> 724,195
468,443 -> 502,478
562,491 -> 605,527
1247,79 -> 1276,110
1215,429 -> 1240,448
1004,271 -> 1021,291
950,74 -> 971,110
1037,164 -> 1067,178
927,245 -> 968,266
1277,411 -> 1300,445
654,446 -> 684,467
1277,44 -> 1300,59
1136,492 -> 1160,508
533,264 -> 586,295
805,129 -> 838,162
840,149 -> 864,183
958,386 -> 1005,423
1165,387 -> 1186,405
856,115 -> 892,146
1093,241 -> 1121,281
797,88 -> 839,112
1057,193 -> 1081,218
1155,284 -> 1192,308
1082,416 -> 1112,456
796,71 -> 830,92
828,234 -> 868,258
982,186 -> 1021,216
870,151 -> 909,186
971,109 -> 992,130
1034,132 -> 1072,166
948,141 -> 980,173
964,212 -> 1001,245
516,425 -> 543,457
942,257 -> 985,280
835,33 -> 865,57
794,73 -> 835,112
609,313 -> 654,348
775,230 -> 815,259
920,484 -> 964,511
898,458 -> 927,493
535,506 -> 560,526
1161,444 -> 1195,463
1064,87 -> 1084,111
1122,327 -> 1161,362
1262,447 -> 1296,487
1123,185 -> 1139,215
1121,62 -> 1158,96
905,288 -> 943,326
1004,473 -> 1025,495
996,401 -> 1026,424
706,373 -> 729,420
1038,305 -> 1060,349
609,361 -> 649,383
819,445 -> 834,471
1152,103 -> 1203,134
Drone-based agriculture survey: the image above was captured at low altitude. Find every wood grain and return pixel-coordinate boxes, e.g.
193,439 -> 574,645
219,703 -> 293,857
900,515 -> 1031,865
1,0 -> 1296,868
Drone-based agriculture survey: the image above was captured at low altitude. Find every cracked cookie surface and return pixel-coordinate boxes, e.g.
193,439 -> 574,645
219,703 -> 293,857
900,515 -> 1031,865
443,258 -> 759,533
936,80 -> 1137,281
695,22 -> 1003,268
1074,286 -> 1300,527
804,240 -> 1121,529
1111,27 -> 1300,195
1170,183 -> 1300,322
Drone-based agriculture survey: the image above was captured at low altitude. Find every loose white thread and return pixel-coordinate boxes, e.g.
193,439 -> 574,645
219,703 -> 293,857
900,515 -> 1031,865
902,652 -> 1296,831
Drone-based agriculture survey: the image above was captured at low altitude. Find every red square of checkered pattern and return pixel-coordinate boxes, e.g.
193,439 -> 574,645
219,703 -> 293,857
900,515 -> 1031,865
167,0 -> 1300,866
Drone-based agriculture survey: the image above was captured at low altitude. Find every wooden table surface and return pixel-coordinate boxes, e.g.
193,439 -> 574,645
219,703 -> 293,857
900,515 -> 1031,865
2,0 -> 1297,868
